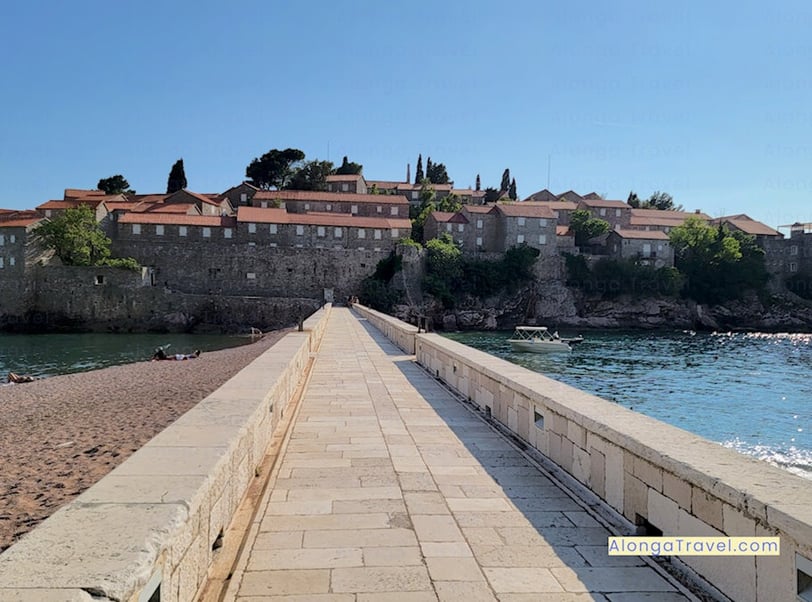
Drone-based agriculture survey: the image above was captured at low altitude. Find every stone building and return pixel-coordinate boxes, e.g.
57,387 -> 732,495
577,198 -> 632,230
252,190 -> 410,219
219,182 -> 260,208
491,203 -> 557,255
325,174 -> 367,194
628,208 -> 711,233
606,229 -> 674,268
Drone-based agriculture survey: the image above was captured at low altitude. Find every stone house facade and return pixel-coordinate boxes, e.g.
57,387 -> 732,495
491,203 -> 558,255
628,209 -> 711,234
325,174 -> 367,194
577,198 -> 632,230
606,229 -> 674,268
252,190 -> 410,219
219,182 -> 260,208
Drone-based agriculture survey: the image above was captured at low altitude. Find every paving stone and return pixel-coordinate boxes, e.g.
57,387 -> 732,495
482,567 -> 565,593
412,515 -> 466,542
238,569 -> 330,596
331,566 -> 432,592
246,547 -> 362,570
421,542 -> 475,557
550,567 -> 677,593
576,545 -> 647,567
357,594 -> 438,602
303,528 -> 418,548
362,546 -> 423,566
434,581 -> 498,601
426,556 -> 485,581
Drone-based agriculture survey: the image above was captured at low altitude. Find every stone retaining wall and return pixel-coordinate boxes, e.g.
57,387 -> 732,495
0,304 -> 332,602
352,303 -> 418,354
354,306 -> 812,602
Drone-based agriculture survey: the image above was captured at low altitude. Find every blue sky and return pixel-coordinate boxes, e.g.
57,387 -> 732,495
1,1 -> 810,229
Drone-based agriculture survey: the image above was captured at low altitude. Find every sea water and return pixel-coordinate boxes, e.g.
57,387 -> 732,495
443,329 -> 812,479
0,332 -> 252,379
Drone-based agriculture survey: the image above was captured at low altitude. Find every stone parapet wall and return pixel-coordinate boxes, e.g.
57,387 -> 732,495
413,332 -> 812,601
358,309 -> 812,601
351,303 -> 418,354
0,305 -> 332,602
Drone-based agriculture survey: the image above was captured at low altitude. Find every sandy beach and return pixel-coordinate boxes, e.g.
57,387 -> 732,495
0,329 -> 290,553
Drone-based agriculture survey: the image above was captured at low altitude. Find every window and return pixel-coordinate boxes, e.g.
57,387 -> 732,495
269,242 -> 277,248
334,227 -> 342,238
790,262 -> 798,272
446,224 -> 452,232
296,225 -> 304,236
476,236 -> 483,247
600,208 -> 607,216
240,193 -> 247,204
457,224 -> 464,233
0,257 -> 4,268
317,226 -> 326,237
260,201 -> 268,208
791,245 -> 799,256
9,257 -> 14,267
615,208 -> 621,217
270,224 -> 278,234
132,224 -> 141,235
224,228 -> 232,239
95,275 -> 105,285
517,234 -> 525,244
517,217 -> 526,226
358,229 -> 366,239
538,234 -> 547,245
377,206 -> 382,213
0,235 -> 4,245
246,272 -> 256,279
643,243 -> 652,256
391,228 -> 399,238
326,204 -> 332,211
202,227 -> 211,238
304,203 -> 310,210
351,205 -> 358,215
179,226 -> 188,237
155,225 -> 164,236
9,235 -> 15,244
341,183 -> 349,192
411,191 -> 418,200
476,219 -> 483,229
390,206 -> 398,216
374,229 -> 382,240
539,218 -> 547,227
248,223 -> 256,234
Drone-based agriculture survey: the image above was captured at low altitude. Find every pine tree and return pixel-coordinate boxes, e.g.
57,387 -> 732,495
500,168 -> 510,193
475,174 -> 481,191
167,159 -> 187,193
415,154 -> 424,184
509,178 -> 518,200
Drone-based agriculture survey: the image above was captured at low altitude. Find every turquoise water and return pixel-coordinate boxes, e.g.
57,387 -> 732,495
0,333 -> 252,379
443,330 -> 812,478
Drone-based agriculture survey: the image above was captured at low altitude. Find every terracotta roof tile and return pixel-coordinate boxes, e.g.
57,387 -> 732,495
36,199 -> 106,210
556,225 -> 572,236
494,203 -> 556,219
612,229 -> 671,240
326,174 -> 365,182
428,212 -> 455,222
580,199 -> 630,209
0,217 -> 42,228
462,205 -> 496,214
713,215 -> 781,237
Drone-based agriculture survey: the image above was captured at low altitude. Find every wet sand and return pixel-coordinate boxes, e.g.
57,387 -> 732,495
0,329 -> 290,553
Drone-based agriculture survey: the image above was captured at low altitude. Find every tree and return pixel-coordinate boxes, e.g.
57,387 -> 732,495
97,175 -> 133,195
570,209 -> 611,246
508,178 -> 518,200
646,191 -> 682,211
245,148 -> 305,190
669,217 -> 766,303
475,174 -> 481,191
426,157 -> 433,181
286,160 -> 334,191
333,156 -> 363,175
426,160 -> 450,184
484,187 -> 501,203
627,191 -> 640,208
414,154 -> 424,184
437,193 -> 462,213
501,168 -> 511,192
166,159 -> 187,193
34,205 -> 113,266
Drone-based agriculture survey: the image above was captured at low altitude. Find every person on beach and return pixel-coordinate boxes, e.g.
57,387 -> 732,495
152,348 -> 201,361
6,372 -> 36,384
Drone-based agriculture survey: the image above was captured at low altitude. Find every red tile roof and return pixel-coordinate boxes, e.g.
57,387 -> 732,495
494,203 -> 556,219
36,199 -> 107,210
579,199 -> 630,209
461,205 -> 496,214
0,216 -> 42,228
518,200 -> 578,211
253,190 -> 409,205
428,212 -> 455,223
612,229 -> 671,240
629,209 -> 711,227
64,188 -> 107,200
365,180 -> 406,189
326,174 -> 365,182
556,225 -> 572,236
524,189 -> 559,202
118,213 -> 228,226
713,215 -> 781,237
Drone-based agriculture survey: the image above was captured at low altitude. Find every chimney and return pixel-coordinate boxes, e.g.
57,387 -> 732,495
406,163 -> 411,184
695,209 -> 700,214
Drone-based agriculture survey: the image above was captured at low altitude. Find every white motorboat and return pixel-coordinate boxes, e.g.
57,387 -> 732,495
508,326 -> 583,353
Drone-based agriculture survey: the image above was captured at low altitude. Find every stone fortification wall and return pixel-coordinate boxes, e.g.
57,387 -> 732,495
354,306 -> 812,602
0,305 -> 332,602
15,265 -> 319,333
111,237 -> 390,300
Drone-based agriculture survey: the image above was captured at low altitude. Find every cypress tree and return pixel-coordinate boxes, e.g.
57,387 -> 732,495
475,174 -> 481,191
509,178 -> 518,200
167,158 -> 187,193
415,154 -> 424,184
426,157 -> 433,183
500,168 -> 510,193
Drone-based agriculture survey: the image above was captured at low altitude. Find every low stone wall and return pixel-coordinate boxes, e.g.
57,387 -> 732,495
352,303 -> 418,354
355,309 -> 812,602
415,332 -> 812,602
0,304 -> 332,602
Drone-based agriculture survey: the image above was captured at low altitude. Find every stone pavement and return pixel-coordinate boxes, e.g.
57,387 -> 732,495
224,308 -> 691,601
